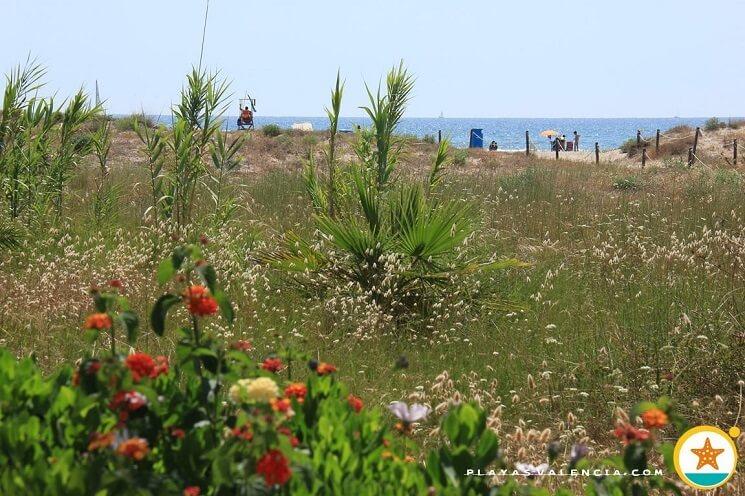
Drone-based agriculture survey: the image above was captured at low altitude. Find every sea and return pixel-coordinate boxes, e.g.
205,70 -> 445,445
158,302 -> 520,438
151,115 -> 732,150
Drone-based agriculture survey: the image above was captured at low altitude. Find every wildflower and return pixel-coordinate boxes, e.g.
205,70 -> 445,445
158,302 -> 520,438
84,313 -> 112,331
388,401 -> 430,424
229,377 -> 279,403
170,428 -> 185,439
110,390 -> 148,422
116,437 -> 149,461
125,353 -> 155,382
261,357 -> 283,373
87,431 -> 115,452
231,340 -> 253,352
347,394 -> 364,413
256,449 -> 291,486
315,362 -> 337,376
183,487 -> 201,496
278,426 -> 300,447
109,279 -> 124,290
182,285 -> 219,317
641,408 -> 668,429
284,383 -> 307,403
270,398 -> 293,415
152,355 -> 169,377
231,424 -> 253,441
613,423 -> 650,445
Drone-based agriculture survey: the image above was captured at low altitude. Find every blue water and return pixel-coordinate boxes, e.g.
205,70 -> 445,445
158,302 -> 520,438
685,472 -> 729,487
242,116 -> 717,150
148,115 -> 729,150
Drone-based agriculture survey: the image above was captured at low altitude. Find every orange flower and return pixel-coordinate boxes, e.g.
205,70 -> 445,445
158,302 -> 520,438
270,398 -> 293,414
284,383 -> 307,403
116,437 -> 149,461
641,408 -> 668,429
84,313 -> 112,331
125,353 -> 155,382
316,362 -> 337,376
182,285 -> 219,317
347,394 -> 364,413
231,340 -> 253,352
87,431 -> 115,451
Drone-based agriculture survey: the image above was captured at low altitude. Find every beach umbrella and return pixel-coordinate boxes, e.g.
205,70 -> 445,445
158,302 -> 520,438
540,129 -> 559,138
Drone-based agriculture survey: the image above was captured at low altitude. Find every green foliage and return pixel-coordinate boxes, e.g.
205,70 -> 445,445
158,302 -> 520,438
452,148 -> 468,166
0,58 -> 101,223
422,134 -> 436,144
703,117 -> 725,132
0,246 -> 683,495
114,112 -> 155,132
613,175 -> 641,191
267,65 -> 524,318
262,123 -> 282,137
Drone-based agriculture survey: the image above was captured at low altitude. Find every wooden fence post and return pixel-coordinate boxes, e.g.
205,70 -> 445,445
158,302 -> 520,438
688,147 -> 693,167
525,130 -> 530,156
655,129 -> 660,154
636,130 -> 641,146
641,147 -> 647,168
555,145 -> 559,160
438,130 -> 442,144
693,127 -> 700,155
734,138 -> 738,165
595,142 -> 600,165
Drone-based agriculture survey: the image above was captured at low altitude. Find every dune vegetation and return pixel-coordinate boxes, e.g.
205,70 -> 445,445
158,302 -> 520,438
0,59 -> 743,494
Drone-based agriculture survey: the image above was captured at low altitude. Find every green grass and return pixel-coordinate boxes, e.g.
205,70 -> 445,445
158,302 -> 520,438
1,148 -> 743,449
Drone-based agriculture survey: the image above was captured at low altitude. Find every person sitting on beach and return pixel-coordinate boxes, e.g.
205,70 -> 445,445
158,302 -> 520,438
573,131 -> 580,151
488,141 -> 498,151
237,106 -> 253,129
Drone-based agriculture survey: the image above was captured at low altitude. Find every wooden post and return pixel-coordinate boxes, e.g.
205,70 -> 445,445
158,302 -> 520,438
636,130 -> 641,146
525,130 -> 530,156
687,147 -> 693,167
641,147 -> 647,168
555,145 -> 559,160
655,129 -> 660,154
438,130 -> 442,143
692,127 -> 700,155
734,138 -> 738,165
595,142 -> 600,164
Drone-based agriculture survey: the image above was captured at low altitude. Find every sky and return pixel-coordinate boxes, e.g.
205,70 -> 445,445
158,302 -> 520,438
2,0 -> 744,118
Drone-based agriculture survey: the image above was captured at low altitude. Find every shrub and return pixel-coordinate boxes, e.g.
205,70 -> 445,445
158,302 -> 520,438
704,117 -> 726,132
727,118 -> 745,129
619,138 -> 644,157
422,134 -> 436,144
613,175 -> 641,191
262,124 -> 282,137
667,124 -> 693,134
452,148 -> 468,166
114,113 -> 155,132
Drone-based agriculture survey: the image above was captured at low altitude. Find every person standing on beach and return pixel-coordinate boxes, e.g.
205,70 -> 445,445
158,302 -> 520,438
573,131 -> 580,151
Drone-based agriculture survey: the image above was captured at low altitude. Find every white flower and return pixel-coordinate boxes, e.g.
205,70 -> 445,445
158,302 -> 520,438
388,401 -> 430,423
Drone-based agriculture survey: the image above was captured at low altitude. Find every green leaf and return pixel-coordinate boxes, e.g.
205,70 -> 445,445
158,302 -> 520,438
150,294 -> 181,336
623,443 -> 647,473
156,258 -> 175,285
119,310 -> 139,345
197,263 -> 217,293
213,290 -> 234,324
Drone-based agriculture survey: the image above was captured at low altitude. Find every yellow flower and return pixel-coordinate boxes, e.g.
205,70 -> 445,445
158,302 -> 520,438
230,377 -> 279,403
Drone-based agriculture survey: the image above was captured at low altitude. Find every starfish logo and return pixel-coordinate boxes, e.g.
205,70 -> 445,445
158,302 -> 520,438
673,425 -> 738,490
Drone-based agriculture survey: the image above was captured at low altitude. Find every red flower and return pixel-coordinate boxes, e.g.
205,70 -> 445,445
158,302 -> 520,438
183,487 -> 201,496
347,394 -> 364,413
316,362 -> 337,376
256,449 -> 291,486
86,360 -> 102,375
270,398 -> 293,414
284,383 -> 307,403
170,428 -> 185,439
84,313 -> 112,331
231,340 -> 253,352
183,285 -> 219,317
152,355 -> 169,377
125,353 -> 155,382
613,423 -> 650,445
110,390 -> 147,423
199,234 -> 209,245
262,357 -> 283,373
116,437 -> 149,461
109,279 -> 124,289
231,424 -> 253,441
278,426 -> 300,447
